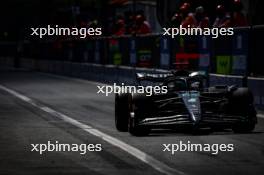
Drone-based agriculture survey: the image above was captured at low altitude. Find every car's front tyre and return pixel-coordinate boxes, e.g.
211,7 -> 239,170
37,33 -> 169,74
128,99 -> 150,136
115,93 -> 130,132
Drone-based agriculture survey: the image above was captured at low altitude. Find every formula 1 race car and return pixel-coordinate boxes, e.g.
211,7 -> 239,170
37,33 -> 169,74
115,70 -> 257,136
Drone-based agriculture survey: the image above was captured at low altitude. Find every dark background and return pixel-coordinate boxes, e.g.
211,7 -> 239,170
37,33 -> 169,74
1,0 -> 264,41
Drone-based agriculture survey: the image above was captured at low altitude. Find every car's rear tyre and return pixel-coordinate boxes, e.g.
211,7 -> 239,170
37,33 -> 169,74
231,88 -> 257,133
232,105 -> 256,133
232,121 -> 255,133
230,88 -> 254,105
115,93 -> 130,132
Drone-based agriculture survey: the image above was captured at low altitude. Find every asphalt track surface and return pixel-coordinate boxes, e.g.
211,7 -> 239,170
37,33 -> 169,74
0,69 -> 264,175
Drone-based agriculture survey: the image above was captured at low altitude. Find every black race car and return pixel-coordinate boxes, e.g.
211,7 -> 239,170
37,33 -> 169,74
115,70 -> 257,136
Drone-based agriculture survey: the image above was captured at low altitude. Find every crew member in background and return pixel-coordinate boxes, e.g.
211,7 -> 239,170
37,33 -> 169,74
232,0 -> 248,27
113,19 -> 126,36
134,14 -> 152,34
124,12 -> 135,34
180,2 -> 196,27
170,13 -> 182,27
213,5 -> 231,28
109,17 -> 125,56
194,6 -> 209,28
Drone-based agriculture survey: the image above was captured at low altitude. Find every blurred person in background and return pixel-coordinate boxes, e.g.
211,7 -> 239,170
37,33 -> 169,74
213,4 -> 231,27
113,18 -> 126,36
180,2 -> 196,27
170,13 -> 183,27
124,11 -> 135,34
194,6 -> 209,28
232,0 -> 248,27
134,14 -> 152,34
110,14 -> 126,36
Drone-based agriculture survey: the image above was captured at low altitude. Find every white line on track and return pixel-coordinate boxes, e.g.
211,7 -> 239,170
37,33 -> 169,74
258,114 -> 264,119
37,72 -> 108,86
0,84 -> 185,175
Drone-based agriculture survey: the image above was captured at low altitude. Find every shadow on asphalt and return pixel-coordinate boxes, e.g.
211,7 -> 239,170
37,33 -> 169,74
145,128 -> 264,137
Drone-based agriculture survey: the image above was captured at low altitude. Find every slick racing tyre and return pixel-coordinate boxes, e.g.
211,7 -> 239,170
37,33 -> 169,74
231,88 -> 257,133
115,93 -> 130,132
232,105 -> 257,133
230,88 -> 254,105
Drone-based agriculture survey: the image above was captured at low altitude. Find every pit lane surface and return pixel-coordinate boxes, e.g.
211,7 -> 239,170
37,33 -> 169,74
0,69 -> 263,175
